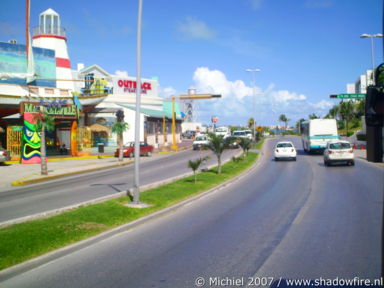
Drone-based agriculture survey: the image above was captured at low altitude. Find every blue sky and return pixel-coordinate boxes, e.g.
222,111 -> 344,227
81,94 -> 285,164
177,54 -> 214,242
1,0 -> 383,126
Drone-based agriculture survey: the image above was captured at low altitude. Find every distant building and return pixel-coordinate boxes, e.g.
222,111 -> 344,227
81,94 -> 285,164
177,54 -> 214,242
347,70 -> 374,94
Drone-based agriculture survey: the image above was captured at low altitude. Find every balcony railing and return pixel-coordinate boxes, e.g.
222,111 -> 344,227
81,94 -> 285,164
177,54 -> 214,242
33,26 -> 66,37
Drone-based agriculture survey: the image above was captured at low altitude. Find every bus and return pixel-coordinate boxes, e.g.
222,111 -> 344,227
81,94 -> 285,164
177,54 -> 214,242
215,126 -> 230,137
301,119 -> 339,153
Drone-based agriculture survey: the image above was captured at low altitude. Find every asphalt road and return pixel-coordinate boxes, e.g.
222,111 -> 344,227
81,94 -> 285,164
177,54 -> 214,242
0,149 -> 239,224
1,137 -> 383,287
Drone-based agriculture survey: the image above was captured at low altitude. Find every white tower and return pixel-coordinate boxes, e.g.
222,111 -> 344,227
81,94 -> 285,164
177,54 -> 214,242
32,8 -> 74,90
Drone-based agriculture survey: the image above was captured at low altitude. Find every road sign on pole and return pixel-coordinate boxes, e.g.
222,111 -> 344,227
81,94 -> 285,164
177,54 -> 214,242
330,93 -> 366,99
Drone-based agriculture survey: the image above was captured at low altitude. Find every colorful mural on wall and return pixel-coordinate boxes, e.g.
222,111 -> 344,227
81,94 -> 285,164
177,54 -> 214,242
0,42 -> 56,87
21,112 -> 42,164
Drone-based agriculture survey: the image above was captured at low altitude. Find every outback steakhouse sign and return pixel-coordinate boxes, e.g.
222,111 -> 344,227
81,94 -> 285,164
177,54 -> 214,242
117,79 -> 152,94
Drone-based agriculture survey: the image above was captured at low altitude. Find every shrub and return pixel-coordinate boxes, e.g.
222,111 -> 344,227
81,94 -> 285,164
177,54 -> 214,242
357,134 -> 366,141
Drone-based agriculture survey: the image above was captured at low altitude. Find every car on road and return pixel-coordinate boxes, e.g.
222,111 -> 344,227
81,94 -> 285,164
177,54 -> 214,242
182,130 -> 196,139
114,142 -> 154,158
323,140 -> 354,166
224,136 -> 240,149
193,135 -> 210,150
274,141 -> 297,161
0,147 -> 10,163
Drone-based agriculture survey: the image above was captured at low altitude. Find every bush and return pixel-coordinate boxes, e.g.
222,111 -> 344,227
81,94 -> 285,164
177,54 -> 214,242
337,121 -> 345,130
351,119 -> 361,129
357,134 -> 366,141
346,131 -> 354,137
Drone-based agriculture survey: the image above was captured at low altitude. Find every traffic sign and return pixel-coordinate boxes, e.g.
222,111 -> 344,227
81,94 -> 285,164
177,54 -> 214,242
330,93 -> 366,99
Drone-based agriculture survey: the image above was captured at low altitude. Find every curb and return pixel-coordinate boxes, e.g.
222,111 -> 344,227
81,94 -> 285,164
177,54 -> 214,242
11,160 -> 133,186
0,149 -> 262,281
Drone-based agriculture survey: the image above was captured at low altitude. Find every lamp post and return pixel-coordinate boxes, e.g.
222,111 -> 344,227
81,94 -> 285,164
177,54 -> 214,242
245,68 -> 261,142
132,0 -> 143,206
360,33 -> 384,85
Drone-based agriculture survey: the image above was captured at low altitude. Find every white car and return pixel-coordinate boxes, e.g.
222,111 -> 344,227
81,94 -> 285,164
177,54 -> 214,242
323,140 -> 354,166
274,141 -> 297,161
193,135 -> 210,150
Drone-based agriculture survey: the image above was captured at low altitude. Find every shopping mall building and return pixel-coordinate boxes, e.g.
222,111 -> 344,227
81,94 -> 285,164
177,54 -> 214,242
0,8 -> 182,162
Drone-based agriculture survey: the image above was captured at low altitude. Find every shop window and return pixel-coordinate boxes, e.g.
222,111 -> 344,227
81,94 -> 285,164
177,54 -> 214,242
60,89 -> 69,96
29,87 -> 39,94
45,88 -> 54,94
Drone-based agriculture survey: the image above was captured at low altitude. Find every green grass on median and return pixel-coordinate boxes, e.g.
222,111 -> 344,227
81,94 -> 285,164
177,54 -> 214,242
253,138 -> 265,150
0,152 -> 258,271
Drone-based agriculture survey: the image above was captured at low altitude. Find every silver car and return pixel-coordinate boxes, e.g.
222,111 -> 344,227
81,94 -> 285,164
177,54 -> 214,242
0,147 -> 11,163
323,140 -> 354,166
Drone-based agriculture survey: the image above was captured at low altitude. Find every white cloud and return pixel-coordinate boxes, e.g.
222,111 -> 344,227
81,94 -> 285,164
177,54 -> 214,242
193,67 -> 254,100
159,86 -> 177,98
190,67 -> 332,125
177,17 -> 216,40
115,70 -> 129,78
310,100 -> 333,110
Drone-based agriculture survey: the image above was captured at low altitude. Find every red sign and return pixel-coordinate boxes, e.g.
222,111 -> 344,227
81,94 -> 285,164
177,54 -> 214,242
211,116 -> 218,123
117,80 -> 152,94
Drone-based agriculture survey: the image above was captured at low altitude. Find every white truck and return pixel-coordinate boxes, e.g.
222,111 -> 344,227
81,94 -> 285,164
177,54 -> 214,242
301,119 -> 339,153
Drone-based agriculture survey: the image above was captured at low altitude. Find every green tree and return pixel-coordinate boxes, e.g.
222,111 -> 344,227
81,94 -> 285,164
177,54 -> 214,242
308,113 -> 319,119
278,114 -> 289,131
187,156 -> 209,183
112,121 -> 129,161
296,118 -> 305,134
339,101 -> 354,136
248,118 -> 255,129
33,110 -> 55,175
354,100 -> 365,118
207,133 -> 227,174
238,137 -> 251,157
326,106 -> 339,119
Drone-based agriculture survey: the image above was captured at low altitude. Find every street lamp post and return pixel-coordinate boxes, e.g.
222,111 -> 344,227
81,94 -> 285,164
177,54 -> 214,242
132,0 -> 143,206
360,33 -> 384,85
245,68 -> 261,142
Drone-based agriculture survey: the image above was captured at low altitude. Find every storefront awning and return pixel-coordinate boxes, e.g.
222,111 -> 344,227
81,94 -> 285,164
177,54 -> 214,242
117,103 -> 182,120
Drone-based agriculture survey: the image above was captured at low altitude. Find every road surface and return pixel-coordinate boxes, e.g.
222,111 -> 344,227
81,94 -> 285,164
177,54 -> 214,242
1,137 -> 382,287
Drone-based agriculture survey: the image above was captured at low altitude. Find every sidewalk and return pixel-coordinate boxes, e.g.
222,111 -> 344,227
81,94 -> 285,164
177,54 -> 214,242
0,140 -> 193,191
353,148 -> 367,160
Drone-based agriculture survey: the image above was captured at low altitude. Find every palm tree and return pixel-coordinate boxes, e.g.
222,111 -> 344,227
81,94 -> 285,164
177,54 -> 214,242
112,121 -> 129,161
327,106 -> 339,119
33,110 -> 55,175
278,114 -> 289,132
207,132 -> 227,174
355,100 -> 365,118
238,137 -> 251,157
296,118 -> 305,134
308,113 -> 319,119
188,156 -> 209,183
339,101 -> 354,136
248,118 -> 255,129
